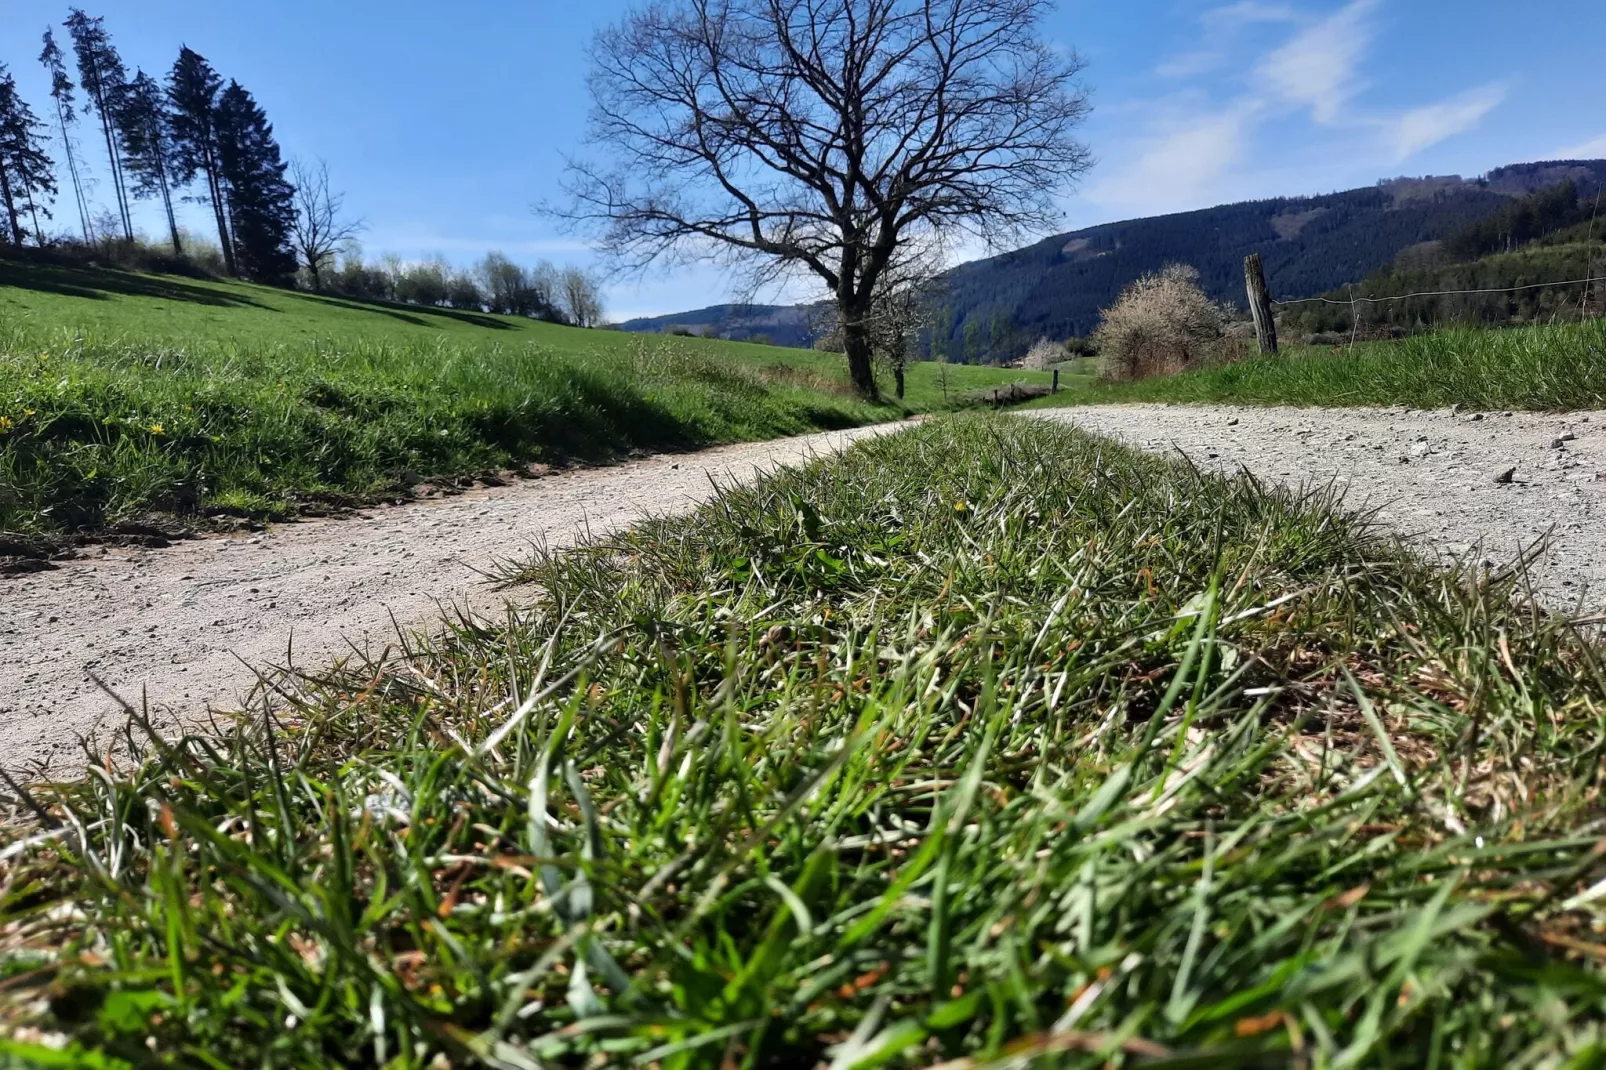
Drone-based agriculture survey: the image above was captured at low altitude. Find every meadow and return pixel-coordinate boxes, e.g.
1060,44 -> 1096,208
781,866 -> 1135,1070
1029,318 -> 1606,412
5,415 -> 1606,1066
0,259 -> 1042,539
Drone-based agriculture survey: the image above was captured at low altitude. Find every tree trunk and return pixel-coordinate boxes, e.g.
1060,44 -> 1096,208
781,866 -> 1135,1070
27,195 -> 44,246
92,96 -> 131,241
206,157 -> 236,275
0,167 -> 21,245
894,363 -> 905,399
159,168 -> 181,254
843,329 -> 879,399
53,102 -> 90,241
840,303 -> 880,400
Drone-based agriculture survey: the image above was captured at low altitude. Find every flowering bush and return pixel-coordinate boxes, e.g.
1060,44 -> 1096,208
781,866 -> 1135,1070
1094,264 -> 1228,381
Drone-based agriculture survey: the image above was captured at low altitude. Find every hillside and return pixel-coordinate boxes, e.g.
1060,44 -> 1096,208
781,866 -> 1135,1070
1280,181 -> 1606,335
618,159 -> 1606,359
0,257 -> 1043,540
937,159 -> 1606,356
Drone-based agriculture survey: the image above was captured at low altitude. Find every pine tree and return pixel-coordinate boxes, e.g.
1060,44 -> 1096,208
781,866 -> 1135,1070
38,28 -> 89,241
64,9 -> 131,241
166,46 -> 233,274
117,70 -> 181,253
215,81 -> 296,283
0,65 -> 58,246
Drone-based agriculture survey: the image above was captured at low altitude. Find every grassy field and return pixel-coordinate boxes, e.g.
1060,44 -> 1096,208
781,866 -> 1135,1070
0,259 -> 1042,539
5,415 -> 1606,1066
1028,319 -> 1606,412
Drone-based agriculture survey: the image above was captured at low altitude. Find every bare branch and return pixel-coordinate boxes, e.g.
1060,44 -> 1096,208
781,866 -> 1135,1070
289,157 -> 364,290
560,0 -> 1093,396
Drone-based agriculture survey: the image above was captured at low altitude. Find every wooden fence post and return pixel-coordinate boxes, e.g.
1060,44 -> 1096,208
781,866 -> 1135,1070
1243,253 -> 1278,355
1052,369 -> 1059,393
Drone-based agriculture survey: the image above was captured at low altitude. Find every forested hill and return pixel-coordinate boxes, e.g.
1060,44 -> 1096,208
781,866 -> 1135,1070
619,160 -> 1606,360
615,303 -> 820,349
939,160 -> 1606,354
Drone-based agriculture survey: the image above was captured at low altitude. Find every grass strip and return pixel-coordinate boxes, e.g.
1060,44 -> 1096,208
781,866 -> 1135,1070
4,414 -> 1606,1066
1030,318 -> 1606,412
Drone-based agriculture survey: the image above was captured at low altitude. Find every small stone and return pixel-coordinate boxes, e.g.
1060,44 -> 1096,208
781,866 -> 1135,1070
1226,416 -> 1239,426
1561,431 -> 1577,442
1493,466 -> 1517,484
1552,438 -> 1567,450
1468,413 -> 1484,422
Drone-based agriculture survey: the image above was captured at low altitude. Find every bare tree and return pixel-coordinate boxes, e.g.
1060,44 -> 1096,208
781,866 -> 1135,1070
814,242 -> 944,397
566,0 -> 1092,398
560,266 -> 605,327
289,157 -> 363,290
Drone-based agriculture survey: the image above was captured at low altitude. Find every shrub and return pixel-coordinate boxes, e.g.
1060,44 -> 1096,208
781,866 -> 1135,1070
1021,337 -> 1061,370
1094,263 -> 1226,381
5,232 -> 222,279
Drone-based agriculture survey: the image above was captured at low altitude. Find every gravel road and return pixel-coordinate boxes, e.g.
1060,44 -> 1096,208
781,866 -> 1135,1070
10,404 -> 1606,773
1038,404 -> 1606,611
0,424 -> 899,773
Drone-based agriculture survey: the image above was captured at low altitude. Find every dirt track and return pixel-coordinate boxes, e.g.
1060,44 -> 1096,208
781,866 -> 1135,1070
0,425 -> 898,773
1037,404 -> 1606,610
10,403 -> 1606,773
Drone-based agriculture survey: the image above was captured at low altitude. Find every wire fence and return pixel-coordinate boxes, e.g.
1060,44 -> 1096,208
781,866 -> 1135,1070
1272,275 -> 1606,308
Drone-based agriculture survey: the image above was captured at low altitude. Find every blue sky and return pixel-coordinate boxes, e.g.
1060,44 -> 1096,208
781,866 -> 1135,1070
2,1 -> 1603,319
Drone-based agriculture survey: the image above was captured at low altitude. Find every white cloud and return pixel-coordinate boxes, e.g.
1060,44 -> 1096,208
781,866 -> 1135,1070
1087,105 -> 1256,215
1388,84 -> 1506,160
1202,1 -> 1298,30
1553,133 -> 1606,160
1258,0 -> 1379,123
1155,1 -> 1295,79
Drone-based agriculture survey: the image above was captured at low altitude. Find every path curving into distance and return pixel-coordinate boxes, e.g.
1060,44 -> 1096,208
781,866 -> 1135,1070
0,424 -> 903,773
9,404 -> 1606,772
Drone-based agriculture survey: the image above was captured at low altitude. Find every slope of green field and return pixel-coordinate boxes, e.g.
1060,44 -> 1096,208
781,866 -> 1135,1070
0,259 -> 1043,537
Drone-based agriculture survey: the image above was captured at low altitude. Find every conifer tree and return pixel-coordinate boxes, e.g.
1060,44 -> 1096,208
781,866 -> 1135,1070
166,46 -> 233,273
0,65 -> 58,246
117,70 -> 181,253
215,81 -> 296,283
64,9 -> 131,241
38,28 -> 89,240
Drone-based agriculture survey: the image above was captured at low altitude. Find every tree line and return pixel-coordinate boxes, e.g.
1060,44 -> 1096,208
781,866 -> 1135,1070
324,249 -> 602,327
0,11 -> 299,281
0,8 -> 605,325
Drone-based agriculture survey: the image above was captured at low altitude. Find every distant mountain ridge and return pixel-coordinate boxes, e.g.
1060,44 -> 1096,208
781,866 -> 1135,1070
615,302 -> 821,349
618,159 -> 1606,360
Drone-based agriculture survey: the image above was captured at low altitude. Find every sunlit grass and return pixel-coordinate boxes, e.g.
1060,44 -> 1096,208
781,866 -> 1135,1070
1027,319 -> 1606,412
0,263 -> 1044,536
5,416 -> 1606,1066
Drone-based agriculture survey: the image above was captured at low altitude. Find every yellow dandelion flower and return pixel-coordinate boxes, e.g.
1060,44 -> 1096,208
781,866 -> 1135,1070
149,423 -> 165,436
0,416 -> 13,432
